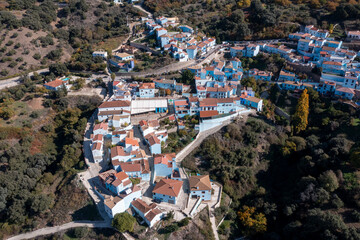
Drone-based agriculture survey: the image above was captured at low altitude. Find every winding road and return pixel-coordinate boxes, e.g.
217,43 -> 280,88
7,221 -> 111,240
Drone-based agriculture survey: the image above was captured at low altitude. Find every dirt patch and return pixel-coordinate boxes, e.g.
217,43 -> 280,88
0,28 -> 72,77
27,97 -> 45,110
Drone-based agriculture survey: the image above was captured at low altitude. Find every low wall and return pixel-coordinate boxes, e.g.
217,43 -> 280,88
199,110 -> 252,132
275,107 -> 290,120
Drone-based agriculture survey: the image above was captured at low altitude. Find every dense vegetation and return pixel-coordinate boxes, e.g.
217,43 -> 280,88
0,74 -> 102,238
183,82 -> 360,239
144,0 -> 360,41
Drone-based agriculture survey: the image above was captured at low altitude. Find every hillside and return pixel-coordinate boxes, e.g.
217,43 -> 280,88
0,76 -> 103,238
183,87 -> 360,239
144,0 -> 360,41
0,0 -> 145,79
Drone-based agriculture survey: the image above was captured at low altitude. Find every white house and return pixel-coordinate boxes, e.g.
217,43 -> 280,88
139,82 -> 155,98
93,122 -> 108,136
103,185 -> 142,218
92,142 -> 103,163
347,30 -> 360,40
131,199 -> 164,227
114,52 -> 134,61
92,50 -> 108,59
98,100 -> 131,122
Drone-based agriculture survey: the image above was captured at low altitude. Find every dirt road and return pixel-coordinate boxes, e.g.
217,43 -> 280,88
7,221 -> 111,240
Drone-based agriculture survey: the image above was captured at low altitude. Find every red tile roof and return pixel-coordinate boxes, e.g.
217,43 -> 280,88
99,100 -> 131,108
152,178 -> 183,197
199,110 -> 218,118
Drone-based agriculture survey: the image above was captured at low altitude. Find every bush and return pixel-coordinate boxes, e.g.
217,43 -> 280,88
25,32 -> 32,37
351,210 -> 360,222
112,212 -> 136,233
11,33 -> 18,38
6,41 -> 14,46
8,61 -> 17,68
33,53 -> 41,60
178,217 -> 191,227
14,43 -> 21,49
30,111 -> 39,118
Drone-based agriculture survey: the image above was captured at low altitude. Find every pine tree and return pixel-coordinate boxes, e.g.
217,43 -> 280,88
292,88 -> 309,134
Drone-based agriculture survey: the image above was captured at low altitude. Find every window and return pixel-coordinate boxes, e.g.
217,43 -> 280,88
202,191 -> 205,194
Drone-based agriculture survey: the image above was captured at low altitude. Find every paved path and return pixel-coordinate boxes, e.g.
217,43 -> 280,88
133,2 -> 153,18
0,68 -> 49,90
7,221 -> 111,240
208,208 -> 220,240
176,110 -> 255,162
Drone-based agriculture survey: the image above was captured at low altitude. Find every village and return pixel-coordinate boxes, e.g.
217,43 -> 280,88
37,12 -> 360,240
38,17 -> 360,231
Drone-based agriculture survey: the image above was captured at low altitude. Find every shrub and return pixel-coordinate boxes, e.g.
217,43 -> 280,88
8,61 -> 17,68
14,43 -> 21,49
5,41 -> 14,46
178,217 -> 191,227
112,212 -> 136,233
25,32 -> 32,37
33,53 -> 41,60
30,111 -> 39,118
351,210 -> 360,222
16,57 -> 23,62
0,69 -> 9,76
11,33 -> 18,38
6,49 -> 16,56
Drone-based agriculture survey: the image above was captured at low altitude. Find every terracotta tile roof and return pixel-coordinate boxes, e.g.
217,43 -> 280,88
139,82 -> 155,89
152,178 -> 183,197
189,175 -> 212,191
145,133 -> 160,146
246,96 -> 262,103
323,61 -> 342,66
187,45 -> 197,50
93,122 -> 108,131
92,134 -> 103,142
174,100 -> 188,106
145,208 -> 162,222
131,199 -> 157,214
44,79 -> 65,88
148,120 -> 160,128
199,98 -> 218,107
99,100 -> 131,108
336,87 -> 355,94
154,153 -> 175,166
125,137 -> 139,147
111,146 -> 128,158
199,110 -> 218,118
92,142 -> 102,151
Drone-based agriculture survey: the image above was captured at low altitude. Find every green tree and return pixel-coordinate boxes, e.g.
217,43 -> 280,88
241,77 -> 257,92
350,147 -> 360,168
180,69 -> 195,85
318,170 -> 339,192
292,88 -> 309,134
111,73 -> 116,81
238,206 -> 267,236
112,212 -> 136,233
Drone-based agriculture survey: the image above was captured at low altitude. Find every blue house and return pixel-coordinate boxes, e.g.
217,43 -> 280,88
154,153 -> 177,177
178,25 -> 194,33
189,175 -> 212,201
334,87 -> 355,100
187,45 -> 198,59
152,178 -> 183,204
98,170 -> 132,195
118,159 -> 150,181
241,96 -> 263,112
